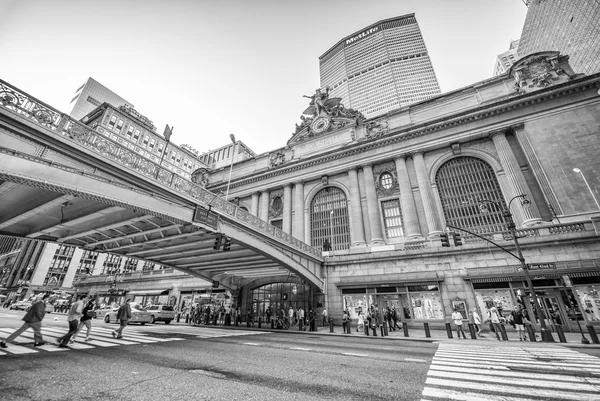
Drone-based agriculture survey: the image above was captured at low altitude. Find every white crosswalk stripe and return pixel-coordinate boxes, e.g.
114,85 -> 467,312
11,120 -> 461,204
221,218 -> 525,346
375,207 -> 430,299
421,343 -> 600,401
0,324 -> 265,356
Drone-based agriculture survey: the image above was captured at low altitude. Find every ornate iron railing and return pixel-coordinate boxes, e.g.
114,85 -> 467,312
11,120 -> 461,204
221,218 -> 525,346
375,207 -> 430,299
0,79 -> 323,259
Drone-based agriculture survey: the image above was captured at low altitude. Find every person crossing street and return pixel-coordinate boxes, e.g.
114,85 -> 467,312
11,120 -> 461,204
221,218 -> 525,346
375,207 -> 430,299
1,294 -> 50,348
112,299 -> 132,339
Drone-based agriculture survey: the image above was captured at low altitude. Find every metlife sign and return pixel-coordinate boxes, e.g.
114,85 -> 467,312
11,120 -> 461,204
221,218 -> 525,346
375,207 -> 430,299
345,26 -> 379,46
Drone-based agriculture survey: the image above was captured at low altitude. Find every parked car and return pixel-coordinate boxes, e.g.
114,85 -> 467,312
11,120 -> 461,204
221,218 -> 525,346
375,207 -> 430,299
9,301 -> 32,311
104,302 -> 151,325
146,305 -> 176,324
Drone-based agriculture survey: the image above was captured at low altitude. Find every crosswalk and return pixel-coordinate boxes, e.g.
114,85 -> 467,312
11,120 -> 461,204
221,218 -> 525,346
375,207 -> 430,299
421,343 -> 600,401
0,325 -> 267,356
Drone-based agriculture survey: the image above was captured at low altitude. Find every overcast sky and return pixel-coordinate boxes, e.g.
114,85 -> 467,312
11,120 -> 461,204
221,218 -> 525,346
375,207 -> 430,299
0,0 -> 527,156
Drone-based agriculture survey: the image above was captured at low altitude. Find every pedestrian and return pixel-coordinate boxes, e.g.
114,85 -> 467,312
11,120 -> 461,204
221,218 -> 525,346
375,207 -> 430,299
70,298 -> 96,343
452,308 -> 467,339
1,294 -> 50,348
486,303 -> 503,341
509,306 -> 528,341
342,310 -> 349,333
112,299 -> 132,339
357,311 -> 365,332
391,307 -> 402,331
266,306 -> 272,323
308,308 -> 316,331
246,308 -> 255,327
297,307 -> 305,329
288,306 -> 294,326
321,308 -> 328,327
57,294 -> 88,348
471,309 -> 482,336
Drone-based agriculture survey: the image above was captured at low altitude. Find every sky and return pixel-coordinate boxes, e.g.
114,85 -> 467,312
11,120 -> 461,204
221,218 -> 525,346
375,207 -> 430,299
0,0 -> 528,156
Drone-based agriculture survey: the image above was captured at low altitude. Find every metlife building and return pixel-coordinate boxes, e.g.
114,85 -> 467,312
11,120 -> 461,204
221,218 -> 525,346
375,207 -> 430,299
319,14 -> 441,119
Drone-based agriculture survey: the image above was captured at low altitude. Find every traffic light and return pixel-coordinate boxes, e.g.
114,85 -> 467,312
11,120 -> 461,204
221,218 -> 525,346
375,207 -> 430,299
440,233 -> 450,247
452,232 -> 463,246
212,234 -> 223,250
222,237 -> 232,252
212,280 -> 219,288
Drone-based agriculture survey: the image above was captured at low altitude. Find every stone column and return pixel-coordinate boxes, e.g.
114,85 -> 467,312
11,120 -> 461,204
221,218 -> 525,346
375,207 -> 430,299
394,156 -> 422,238
362,164 -> 385,244
251,192 -> 260,216
30,243 -> 58,286
283,184 -> 292,234
259,190 -> 269,221
491,130 -> 542,226
412,151 -> 443,236
512,123 -> 562,216
62,247 -> 84,288
294,182 -> 304,240
348,168 -> 366,246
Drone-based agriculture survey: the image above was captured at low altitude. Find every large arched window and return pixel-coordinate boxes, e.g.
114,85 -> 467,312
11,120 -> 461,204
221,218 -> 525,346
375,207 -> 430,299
310,187 -> 351,251
435,156 -> 507,234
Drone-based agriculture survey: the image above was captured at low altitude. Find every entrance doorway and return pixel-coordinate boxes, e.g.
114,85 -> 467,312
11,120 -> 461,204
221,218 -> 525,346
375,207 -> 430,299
522,290 -> 571,332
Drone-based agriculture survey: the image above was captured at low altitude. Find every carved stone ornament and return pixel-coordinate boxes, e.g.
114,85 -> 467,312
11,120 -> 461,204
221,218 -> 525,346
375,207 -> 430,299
269,150 -> 286,168
364,118 -> 390,140
191,167 -> 210,187
373,162 -> 398,197
269,189 -> 284,219
510,51 -> 573,95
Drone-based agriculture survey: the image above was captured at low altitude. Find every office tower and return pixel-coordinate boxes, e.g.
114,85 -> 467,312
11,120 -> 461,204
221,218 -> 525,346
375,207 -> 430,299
493,39 -> 520,76
518,0 -> 600,75
69,77 -> 134,121
319,14 -> 441,119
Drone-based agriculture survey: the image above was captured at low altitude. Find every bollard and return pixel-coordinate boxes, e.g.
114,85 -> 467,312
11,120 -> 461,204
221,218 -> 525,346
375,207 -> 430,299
177,313 -> 181,323
185,314 -> 189,324
468,323 -> 477,339
526,324 -> 536,342
383,322 -> 388,336
445,323 -> 454,339
259,317 -> 263,328
380,325 -> 384,337
271,319 -> 274,329
555,325 -> 567,343
499,324 -> 508,341
298,318 -> 303,331
424,322 -> 431,338
402,322 -> 409,337
235,316 -> 239,327
364,322 -> 369,336
330,318 -> 334,333
587,325 -> 600,344
373,324 -> 377,336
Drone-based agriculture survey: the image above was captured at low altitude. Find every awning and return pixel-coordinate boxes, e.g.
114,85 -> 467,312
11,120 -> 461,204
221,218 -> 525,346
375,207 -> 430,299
336,271 -> 441,288
564,270 -> 600,278
126,289 -> 170,296
468,274 -> 560,283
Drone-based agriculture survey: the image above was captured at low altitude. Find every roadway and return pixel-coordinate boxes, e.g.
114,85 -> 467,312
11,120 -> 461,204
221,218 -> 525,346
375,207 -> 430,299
1,309 -> 600,401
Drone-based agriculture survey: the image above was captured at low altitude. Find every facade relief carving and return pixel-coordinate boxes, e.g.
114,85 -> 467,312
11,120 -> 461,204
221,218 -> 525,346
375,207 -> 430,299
510,51 -> 579,95
373,161 -> 399,197
364,117 -> 390,140
269,150 -> 286,168
191,167 -> 210,187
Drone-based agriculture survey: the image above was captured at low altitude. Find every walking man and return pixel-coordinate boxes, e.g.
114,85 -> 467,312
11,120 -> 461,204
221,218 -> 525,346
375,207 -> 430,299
509,306 -> 528,341
486,303 -> 503,341
391,307 -> 402,331
452,308 -> 467,339
57,294 -> 88,348
471,309 -> 482,336
321,308 -> 328,327
70,298 -> 96,343
1,294 -> 50,348
112,299 -> 132,339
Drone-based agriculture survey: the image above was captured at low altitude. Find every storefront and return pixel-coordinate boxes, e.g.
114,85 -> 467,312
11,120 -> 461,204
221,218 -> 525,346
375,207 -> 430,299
127,289 -> 173,307
245,281 -> 318,322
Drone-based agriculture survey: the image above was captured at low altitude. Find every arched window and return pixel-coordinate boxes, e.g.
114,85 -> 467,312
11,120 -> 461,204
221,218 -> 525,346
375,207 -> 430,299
310,187 -> 351,251
435,156 -> 507,234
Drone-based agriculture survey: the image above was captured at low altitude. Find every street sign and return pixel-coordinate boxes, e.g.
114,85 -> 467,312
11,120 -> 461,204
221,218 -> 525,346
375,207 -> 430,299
527,262 -> 556,270
193,206 -> 219,230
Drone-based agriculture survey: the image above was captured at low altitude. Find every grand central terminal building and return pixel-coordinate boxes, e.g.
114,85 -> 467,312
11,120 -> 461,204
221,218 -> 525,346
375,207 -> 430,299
1,51 -> 599,332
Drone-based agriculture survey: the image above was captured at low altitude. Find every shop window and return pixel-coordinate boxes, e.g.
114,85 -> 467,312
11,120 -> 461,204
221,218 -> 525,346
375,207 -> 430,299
435,156 -> 507,234
310,187 -> 351,251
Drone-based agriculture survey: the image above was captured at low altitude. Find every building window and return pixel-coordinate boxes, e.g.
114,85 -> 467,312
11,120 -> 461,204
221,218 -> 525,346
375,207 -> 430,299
271,219 -> 283,230
143,135 -> 149,147
126,126 -> 134,140
310,187 -> 351,251
108,115 -> 117,129
379,172 -> 394,189
133,129 -> 140,142
102,254 -> 122,275
115,119 -> 124,134
435,156 -> 506,234
246,280 -> 313,321
142,261 -> 155,271
76,249 -> 98,278
381,199 -> 403,238
157,143 -> 164,154
123,258 -> 137,273
149,138 -> 155,151
43,245 -> 75,287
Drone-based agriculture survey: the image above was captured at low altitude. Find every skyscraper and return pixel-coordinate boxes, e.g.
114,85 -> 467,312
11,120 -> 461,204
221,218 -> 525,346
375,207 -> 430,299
319,14 -> 441,119
69,77 -> 134,121
493,39 -> 520,76
518,0 -> 600,75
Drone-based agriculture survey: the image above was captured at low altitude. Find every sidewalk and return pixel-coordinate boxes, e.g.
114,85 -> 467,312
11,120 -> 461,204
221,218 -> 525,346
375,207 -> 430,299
173,318 -> 600,349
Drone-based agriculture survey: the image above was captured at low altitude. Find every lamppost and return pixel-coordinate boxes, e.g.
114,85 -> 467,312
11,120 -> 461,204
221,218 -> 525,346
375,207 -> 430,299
329,210 -> 334,253
225,133 -> 236,201
479,194 -> 555,342
573,168 -> 600,210
156,124 -> 173,179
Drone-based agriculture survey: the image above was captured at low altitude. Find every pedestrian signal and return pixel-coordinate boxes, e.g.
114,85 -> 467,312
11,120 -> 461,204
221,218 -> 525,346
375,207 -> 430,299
452,232 -> 463,246
440,233 -> 450,247
213,234 -> 223,250
222,237 -> 232,251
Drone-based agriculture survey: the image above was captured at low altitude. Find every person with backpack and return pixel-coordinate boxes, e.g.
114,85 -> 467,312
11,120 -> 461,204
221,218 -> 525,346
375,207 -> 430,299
56,294 -> 88,348
70,298 -> 96,343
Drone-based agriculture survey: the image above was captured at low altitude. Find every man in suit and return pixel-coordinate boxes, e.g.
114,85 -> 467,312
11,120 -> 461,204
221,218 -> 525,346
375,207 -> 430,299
1,293 -> 50,348
112,299 -> 132,339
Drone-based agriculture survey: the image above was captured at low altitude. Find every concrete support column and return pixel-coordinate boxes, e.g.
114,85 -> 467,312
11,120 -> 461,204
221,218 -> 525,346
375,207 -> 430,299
362,164 -> 385,244
394,156 -> 422,238
294,181 -> 304,240
348,168 -> 366,246
491,131 -> 542,226
135,259 -> 144,272
62,247 -> 84,288
412,151 -> 443,236
283,184 -> 292,234
251,192 -> 260,216
30,243 -> 58,286
259,190 -> 269,221
92,253 -> 107,276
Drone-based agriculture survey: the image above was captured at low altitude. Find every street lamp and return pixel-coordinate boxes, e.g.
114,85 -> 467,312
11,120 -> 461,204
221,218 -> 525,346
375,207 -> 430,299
225,133 -> 236,201
156,124 -> 173,179
573,168 -> 600,210
479,194 -> 555,342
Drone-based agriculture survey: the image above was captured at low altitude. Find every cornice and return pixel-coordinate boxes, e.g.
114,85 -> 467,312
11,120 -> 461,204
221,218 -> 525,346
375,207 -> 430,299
223,75 -> 600,193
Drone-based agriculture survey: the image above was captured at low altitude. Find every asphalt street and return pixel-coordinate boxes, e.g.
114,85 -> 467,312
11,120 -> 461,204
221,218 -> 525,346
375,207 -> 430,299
1,309 -> 600,401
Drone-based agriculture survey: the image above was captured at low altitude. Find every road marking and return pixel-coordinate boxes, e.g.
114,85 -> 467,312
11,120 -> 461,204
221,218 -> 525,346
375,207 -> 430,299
404,358 -> 427,363
290,347 -> 311,351
243,342 -> 260,346
342,352 -> 369,357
